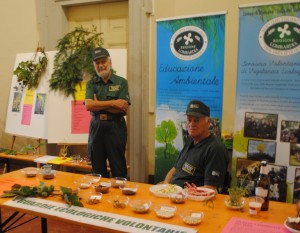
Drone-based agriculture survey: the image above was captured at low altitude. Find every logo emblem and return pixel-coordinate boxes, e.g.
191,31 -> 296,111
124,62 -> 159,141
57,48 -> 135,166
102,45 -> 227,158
170,26 -> 208,60
259,16 -> 300,56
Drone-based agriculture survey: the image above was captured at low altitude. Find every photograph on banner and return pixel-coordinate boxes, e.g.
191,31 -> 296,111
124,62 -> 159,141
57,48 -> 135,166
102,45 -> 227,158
247,139 -> 276,163
280,120 -> 300,143
290,143 -> 300,166
244,112 -> 278,140
232,2 -> 300,202
155,13 -> 226,183
12,92 -> 22,113
293,168 -> 300,203
34,93 -> 46,115
236,158 -> 261,196
268,163 -> 287,202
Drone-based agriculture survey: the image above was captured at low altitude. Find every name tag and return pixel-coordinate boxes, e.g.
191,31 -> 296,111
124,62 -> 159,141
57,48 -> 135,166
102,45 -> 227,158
182,162 -> 196,175
109,85 -> 121,92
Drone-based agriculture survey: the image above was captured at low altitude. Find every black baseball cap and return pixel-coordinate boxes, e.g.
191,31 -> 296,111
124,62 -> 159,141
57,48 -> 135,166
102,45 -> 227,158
186,100 -> 210,117
92,47 -> 110,61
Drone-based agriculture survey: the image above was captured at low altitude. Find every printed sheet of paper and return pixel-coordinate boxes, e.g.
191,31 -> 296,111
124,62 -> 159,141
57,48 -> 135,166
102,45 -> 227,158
221,217 -> 288,233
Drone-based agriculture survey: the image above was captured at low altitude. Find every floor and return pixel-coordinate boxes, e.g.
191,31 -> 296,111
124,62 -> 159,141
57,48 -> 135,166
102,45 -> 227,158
0,162 -> 109,233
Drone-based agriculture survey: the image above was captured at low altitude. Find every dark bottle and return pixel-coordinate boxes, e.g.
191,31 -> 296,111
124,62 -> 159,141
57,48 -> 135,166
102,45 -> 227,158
255,161 -> 270,211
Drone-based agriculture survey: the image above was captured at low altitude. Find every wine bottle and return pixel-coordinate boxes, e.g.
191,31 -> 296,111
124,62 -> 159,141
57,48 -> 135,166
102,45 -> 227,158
255,161 -> 270,211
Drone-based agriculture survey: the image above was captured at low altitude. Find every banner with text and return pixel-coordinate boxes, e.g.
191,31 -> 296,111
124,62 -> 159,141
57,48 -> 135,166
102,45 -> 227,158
4,198 -> 196,233
233,3 -> 300,203
155,14 -> 225,183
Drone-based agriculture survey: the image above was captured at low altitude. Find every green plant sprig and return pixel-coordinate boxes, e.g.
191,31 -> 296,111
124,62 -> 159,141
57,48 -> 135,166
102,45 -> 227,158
49,26 -> 104,100
13,47 -> 48,91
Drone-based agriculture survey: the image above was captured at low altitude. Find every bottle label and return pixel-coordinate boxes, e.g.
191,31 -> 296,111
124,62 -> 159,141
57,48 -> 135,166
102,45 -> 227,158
255,187 -> 268,197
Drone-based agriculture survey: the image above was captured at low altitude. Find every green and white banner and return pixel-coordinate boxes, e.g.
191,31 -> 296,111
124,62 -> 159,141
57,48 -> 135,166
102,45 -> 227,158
155,13 -> 226,183
4,198 -> 196,233
233,2 -> 300,203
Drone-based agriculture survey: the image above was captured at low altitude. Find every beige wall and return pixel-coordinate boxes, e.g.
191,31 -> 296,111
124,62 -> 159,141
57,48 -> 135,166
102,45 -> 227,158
0,0 -> 44,152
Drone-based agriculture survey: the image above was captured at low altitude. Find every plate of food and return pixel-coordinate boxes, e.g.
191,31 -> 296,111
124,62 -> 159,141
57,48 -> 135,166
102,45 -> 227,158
149,184 -> 183,198
284,218 -> 300,233
184,183 -> 216,201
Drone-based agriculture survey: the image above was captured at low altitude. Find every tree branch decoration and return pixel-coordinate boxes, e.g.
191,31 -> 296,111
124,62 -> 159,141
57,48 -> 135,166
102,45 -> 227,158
13,46 -> 48,91
49,26 -> 104,100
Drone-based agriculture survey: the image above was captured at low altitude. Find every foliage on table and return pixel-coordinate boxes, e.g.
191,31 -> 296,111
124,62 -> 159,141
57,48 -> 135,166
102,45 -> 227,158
0,148 -> 18,155
20,143 -> 44,155
60,186 -> 83,207
49,26 -> 104,100
0,182 -> 54,198
13,46 -> 48,91
0,182 -> 83,207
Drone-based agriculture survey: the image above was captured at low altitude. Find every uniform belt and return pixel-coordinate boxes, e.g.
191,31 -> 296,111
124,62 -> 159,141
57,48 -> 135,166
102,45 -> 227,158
94,114 -> 123,121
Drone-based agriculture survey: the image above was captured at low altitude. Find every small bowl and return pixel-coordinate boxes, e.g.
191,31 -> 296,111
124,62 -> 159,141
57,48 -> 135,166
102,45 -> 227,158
129,200 -> 151,214
108,195 -> 129,208
179,210 -> 204,225
22,167 -> 39,178
75,176 -> 92,189
110,177 -> 127,188
154,204 -> 176,219
169,192 -> 188,204
120,182 -> 138,195
94,182 -> 111,194
86,173 -> 102,184
224,197 -> 246,209
83,191 -> 103,205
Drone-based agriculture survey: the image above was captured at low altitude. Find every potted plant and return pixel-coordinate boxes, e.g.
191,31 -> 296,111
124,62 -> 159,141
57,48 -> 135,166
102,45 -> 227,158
225,175 -> 249,209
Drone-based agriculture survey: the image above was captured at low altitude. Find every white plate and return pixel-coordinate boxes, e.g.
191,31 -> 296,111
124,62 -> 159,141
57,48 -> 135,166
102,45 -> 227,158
149,184 -> 183,198
185,187 -> 216,201
284,219 -> 300,233
224,197 -> 245,209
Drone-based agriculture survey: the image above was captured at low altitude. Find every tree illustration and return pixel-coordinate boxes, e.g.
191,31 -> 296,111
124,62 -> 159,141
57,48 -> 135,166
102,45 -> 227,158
156,120 -> 178,159
257,143 -> 265,153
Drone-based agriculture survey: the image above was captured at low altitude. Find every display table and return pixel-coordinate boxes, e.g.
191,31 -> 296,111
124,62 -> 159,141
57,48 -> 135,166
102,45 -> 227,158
0,169 -> 296,233
0,153 -> 92,174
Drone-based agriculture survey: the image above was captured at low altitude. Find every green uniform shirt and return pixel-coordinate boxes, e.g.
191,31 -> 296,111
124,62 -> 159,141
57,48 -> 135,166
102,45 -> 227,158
85,73 -> 131,116
171,135 -> 229,188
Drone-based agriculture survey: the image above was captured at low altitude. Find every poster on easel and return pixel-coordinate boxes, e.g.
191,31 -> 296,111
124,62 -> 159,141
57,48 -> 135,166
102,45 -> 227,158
47,49 -> 127,143
232,2 -> 300,203
5,51 -> 57,140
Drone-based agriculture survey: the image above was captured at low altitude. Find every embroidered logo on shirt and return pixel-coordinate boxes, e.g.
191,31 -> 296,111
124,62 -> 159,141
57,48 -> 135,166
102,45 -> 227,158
109,85 -> 121,92
182,162 -> 196,175
212,171 -> 220,176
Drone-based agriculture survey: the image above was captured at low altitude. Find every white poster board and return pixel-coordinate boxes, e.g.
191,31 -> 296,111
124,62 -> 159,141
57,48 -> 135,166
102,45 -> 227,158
47,49 -> 127,143
5,51 -> 56,139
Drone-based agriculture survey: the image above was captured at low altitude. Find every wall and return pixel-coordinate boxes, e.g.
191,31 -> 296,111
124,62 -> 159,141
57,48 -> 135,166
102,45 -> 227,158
0,0 -> 44,152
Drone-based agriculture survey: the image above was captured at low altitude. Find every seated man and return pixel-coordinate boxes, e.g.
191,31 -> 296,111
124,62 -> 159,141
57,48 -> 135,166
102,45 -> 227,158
164,100 -> 229,191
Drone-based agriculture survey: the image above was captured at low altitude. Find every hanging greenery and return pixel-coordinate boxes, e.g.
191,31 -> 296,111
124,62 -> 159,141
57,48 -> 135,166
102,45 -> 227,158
13,46 -> 48,91
49,26 -> 104,99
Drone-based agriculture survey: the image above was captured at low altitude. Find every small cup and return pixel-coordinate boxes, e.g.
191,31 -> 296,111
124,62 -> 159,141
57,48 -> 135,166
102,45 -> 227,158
71,155 -> 82,164
41,164 -> 52,174
248,196 -> 264,216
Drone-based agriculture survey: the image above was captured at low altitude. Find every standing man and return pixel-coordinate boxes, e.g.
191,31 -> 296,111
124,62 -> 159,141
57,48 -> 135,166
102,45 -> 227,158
164,100 -> 229,191
85,47 -> 130,178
